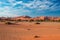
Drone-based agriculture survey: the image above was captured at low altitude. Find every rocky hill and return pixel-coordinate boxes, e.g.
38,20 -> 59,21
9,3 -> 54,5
0,16 -> 60,21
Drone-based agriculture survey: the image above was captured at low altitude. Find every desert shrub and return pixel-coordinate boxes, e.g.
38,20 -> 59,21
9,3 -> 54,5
44,20 -> 50,22
5,22 -> 15,25
0,20 -> 6,22
22,20 -> 28,22
51,20 -> 55,22
0,18 -> 1,21
34,35 -> 40,38
24,20 -> 28,22
40,20 -> 44,22
51,20 -> 60,22
36,20 -> 41,22
29,19 -> 34,22
27,29 -> 31,30
17,19 -> 21,22
35,22 -> 40,24
58,20 -> 60,22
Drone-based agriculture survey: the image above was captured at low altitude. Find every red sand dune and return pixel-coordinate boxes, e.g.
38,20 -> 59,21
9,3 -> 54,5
0,22 -> 60,40
0,16 -> 60,40
0,16 -> 60,21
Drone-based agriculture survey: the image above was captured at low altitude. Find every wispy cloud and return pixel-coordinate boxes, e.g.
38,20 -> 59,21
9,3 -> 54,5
0,0 -> 60,17
12,0 -> 59,11
0,6 -> 19,17
0,0 -> 60,11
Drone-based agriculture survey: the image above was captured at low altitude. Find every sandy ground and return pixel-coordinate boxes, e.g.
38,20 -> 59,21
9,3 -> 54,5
0,22 -> 60,40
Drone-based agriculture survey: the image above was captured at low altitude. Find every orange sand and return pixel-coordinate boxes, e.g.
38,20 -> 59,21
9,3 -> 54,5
0,22 -> 60,40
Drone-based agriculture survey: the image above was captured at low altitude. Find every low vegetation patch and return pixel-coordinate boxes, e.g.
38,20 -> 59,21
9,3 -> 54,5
34,35 -> 40,38
27,28 -> 31,30
5,22 -> 16,25
35,22 -> 40,24
29,19 -> 34,22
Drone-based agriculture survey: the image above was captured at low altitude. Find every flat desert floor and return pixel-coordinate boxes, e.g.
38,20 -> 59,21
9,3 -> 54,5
0,22 -> 60,40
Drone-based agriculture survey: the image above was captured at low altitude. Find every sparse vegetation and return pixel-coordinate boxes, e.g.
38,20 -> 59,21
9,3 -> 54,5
27,29 -> 31,30
17,19 -> 21,22
24,20 -> 28,22
0,16 -> 60,22
5,22 -> 16,25
58,20 -> 60,22
34,35 -> 40,38
35,22 -> 40,24
40,20 -> 44,22
29,19 -> 34,22
36,20 -> 41,22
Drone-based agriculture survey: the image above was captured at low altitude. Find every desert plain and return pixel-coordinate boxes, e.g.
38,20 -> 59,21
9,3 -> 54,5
0,22 -> 60,40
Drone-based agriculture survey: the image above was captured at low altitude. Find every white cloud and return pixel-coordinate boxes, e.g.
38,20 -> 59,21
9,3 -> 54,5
50,3 -> 60,11
0,5 -> 31,17
0,0 -> 60,17
3,0 -> 58,11
12,1 -> 23,7
0,0 -> 59,11
39,5 -> 49,10
0,6 -> 19,17
8,0 -> 15,2
11,0 -> 54,10
0,2 -> 3,4
0,12 -> 18,17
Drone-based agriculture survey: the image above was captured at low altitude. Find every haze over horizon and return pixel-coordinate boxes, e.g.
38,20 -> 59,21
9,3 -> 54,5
0,0 -> 60,17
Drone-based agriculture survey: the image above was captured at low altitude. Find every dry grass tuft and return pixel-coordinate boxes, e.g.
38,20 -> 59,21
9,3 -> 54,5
5,22 -> 16,25
34,35 -> 40,38
35,22 -> 40,24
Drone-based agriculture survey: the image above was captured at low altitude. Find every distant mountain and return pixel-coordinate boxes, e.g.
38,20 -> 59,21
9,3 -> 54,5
0,16 -> 60,21
11,16 -> 31,21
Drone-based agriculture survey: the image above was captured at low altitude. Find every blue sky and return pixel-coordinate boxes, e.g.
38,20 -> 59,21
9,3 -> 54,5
0,0 -> 60,17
